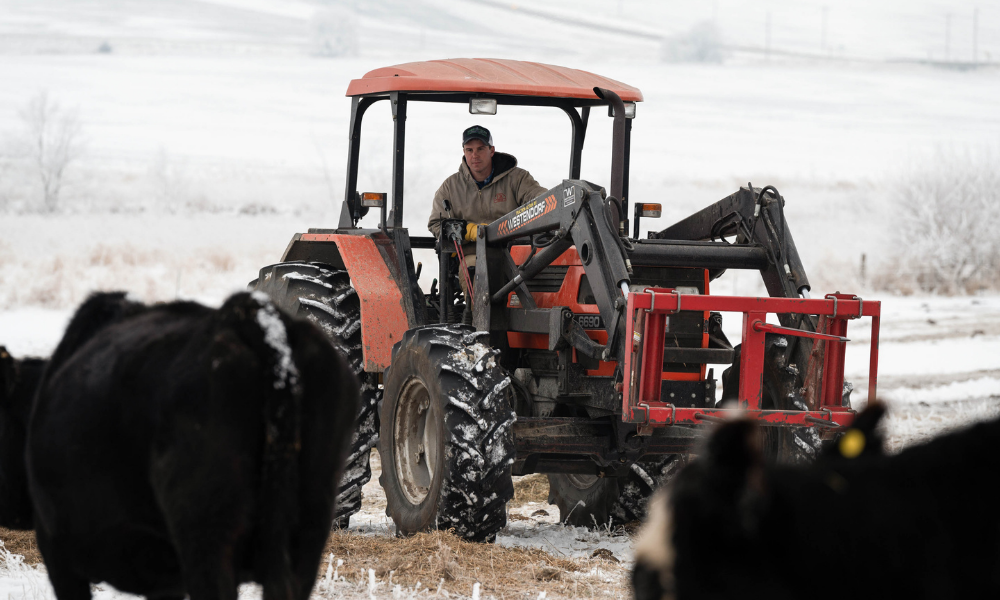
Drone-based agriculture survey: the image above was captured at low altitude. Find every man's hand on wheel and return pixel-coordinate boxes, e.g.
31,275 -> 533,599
464,222 -> 487,242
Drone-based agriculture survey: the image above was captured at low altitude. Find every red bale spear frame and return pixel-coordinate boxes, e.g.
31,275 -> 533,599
622,290 -> 880,431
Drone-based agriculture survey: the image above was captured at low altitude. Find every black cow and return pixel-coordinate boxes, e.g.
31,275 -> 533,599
17,291 -> 359,600
632,405 -> 1000,600
0,346 -> 48,529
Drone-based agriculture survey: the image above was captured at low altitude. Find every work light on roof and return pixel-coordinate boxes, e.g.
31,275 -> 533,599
469,97 -> 498,115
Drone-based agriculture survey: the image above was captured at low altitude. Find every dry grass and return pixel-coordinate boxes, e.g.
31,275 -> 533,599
0,527 -> 41,565
510,473 -> 549,508
3,526 -> 627,598
322,529 -> 626,598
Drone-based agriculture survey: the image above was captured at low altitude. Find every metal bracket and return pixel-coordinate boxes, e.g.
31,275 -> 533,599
804,407 -> 841,428
642,402 -> 677,427
850,295 -> 864,319
635,402 -> 651,427
826,294 -> 864,320
825,293 -> 838,318
647,288 -> 681,315
636,403 -> 653,436
694,412 -> 725,424
389,91 -> 401,118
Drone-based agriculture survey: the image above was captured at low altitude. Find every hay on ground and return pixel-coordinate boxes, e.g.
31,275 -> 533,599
0,528 -> 41,565
322,529 -> 625,597
2,525 -> 629,598
511,473 -> 550,508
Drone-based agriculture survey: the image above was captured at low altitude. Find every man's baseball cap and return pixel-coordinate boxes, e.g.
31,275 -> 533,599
462,125 -> 493,147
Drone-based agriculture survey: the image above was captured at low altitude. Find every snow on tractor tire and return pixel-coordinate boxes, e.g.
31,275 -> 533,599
379,325 -> 516,542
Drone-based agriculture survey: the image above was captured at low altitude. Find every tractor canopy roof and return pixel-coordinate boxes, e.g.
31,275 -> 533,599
346,58 -> 643,103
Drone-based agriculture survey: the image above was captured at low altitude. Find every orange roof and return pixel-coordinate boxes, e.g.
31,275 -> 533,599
346,58 -> 643,102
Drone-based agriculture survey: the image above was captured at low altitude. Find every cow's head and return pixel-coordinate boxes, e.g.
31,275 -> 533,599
822,401 -> 887,461
631,419 -> 772,600
632,405 -> 889,599
0,346 -> 47,530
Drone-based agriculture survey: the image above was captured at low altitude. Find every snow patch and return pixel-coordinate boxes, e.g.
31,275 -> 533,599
440,363 -> 481,391
447,395 -> 488,430
450,343 -> 495,373
631,463 -> 656,489
251,292 -> 299,390
281,272 -> 333,289
880,377 -> 1000,404
298,296 -> 338,318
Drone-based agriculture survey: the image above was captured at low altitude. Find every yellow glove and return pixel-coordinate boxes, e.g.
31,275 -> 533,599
464,222 -> 487,242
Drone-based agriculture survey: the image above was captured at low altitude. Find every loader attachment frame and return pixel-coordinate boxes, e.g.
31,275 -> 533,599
623,289 -> 880,431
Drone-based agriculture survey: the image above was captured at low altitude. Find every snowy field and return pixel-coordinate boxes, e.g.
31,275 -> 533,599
2,0 -> 1000,598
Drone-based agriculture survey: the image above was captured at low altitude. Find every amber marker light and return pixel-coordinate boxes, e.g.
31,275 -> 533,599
640,203 -> 662,218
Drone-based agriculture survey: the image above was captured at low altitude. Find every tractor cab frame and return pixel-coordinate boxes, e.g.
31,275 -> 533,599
280,59 -> 645,372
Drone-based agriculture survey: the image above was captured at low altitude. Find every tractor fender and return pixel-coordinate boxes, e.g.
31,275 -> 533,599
283,233 -> 410,372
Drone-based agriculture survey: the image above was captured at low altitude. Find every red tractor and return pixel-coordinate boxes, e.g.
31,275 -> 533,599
251,59 -> 882,541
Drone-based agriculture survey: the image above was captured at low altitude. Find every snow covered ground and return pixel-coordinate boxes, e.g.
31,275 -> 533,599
2,1 -> 1000,598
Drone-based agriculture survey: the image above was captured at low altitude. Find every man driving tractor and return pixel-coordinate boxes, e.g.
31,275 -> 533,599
427,125 -> 547,270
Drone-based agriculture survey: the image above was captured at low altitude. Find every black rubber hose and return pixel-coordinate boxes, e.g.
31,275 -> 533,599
605,196 -> 632,267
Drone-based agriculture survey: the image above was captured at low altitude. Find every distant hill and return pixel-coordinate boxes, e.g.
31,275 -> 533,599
0,0 -> 995,64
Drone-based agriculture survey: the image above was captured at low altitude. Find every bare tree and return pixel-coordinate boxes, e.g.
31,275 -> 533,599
18,91 -> 84,212
149,146 -> 191,212
887,148 -> 1000,293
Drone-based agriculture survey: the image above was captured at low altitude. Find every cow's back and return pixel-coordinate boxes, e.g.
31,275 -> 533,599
27,293 -> 358,600
28,304 -> 223,592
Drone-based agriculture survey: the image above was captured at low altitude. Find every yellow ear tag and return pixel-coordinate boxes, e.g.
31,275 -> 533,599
839,429 -> 866,459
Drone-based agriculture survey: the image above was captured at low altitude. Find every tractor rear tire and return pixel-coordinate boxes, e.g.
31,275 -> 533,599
379,325 -> 515,542
249,262 -> 379,528
548,455 -> 681,528
721,339 -> 821,464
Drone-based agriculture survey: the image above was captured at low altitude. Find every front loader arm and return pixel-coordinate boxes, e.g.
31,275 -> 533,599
653,185 -> 831,410
653,186 -> 811,308
484,180 -> 631,362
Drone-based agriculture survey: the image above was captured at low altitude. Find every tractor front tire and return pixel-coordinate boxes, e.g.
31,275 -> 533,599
548,456 -> 681,528
721,339 -> 822,464
379,325 -> 515,542
249,262 -> 379,528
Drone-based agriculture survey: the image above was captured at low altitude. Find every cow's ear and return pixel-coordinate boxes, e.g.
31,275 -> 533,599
705,419 -> 763,475
850,401 -> 886,435
836,402 -> 887,459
